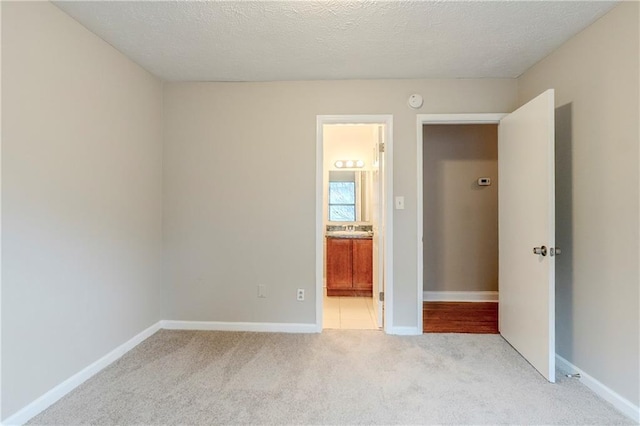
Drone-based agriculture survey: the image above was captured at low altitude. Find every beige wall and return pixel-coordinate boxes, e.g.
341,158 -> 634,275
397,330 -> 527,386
423,125 -> 498,293
518,2 -> 640,406
1,2 -> 164,419
163,79 -> 518,326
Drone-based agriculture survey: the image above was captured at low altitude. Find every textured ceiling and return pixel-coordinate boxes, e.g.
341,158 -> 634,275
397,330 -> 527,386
53,1 -> 619,82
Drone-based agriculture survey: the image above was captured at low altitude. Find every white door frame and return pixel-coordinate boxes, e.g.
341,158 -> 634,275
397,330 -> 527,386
316,115 -> 394,333
416,114 -> 506,329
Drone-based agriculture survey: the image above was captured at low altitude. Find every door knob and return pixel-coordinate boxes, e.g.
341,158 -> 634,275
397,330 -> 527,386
533,246 -> 547,256
550,247 -> 561,256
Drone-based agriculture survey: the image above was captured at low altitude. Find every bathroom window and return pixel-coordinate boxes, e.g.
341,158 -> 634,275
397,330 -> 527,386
329,181 -> 356,221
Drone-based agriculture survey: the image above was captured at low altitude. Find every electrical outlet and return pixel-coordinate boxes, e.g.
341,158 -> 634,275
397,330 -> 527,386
297,289 -> 305,301
258,285 -> 266,298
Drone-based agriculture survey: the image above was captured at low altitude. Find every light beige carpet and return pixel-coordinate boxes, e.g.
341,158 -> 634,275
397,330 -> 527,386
28,330 -> 632,425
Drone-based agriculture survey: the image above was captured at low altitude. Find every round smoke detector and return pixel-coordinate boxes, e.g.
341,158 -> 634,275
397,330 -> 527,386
408,94 -> 424,109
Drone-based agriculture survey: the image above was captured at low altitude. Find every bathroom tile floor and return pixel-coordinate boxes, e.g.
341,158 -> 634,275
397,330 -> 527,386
322,291 -> 379,330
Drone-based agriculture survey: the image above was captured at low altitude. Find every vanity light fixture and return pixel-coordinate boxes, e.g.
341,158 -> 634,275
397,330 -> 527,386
334,160 -> 365,169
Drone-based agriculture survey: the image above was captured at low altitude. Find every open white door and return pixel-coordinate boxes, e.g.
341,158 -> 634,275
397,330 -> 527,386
371,125 -> 384,328
499,89 -> 556,382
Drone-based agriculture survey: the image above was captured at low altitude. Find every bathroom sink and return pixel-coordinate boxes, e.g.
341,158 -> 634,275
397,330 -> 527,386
326,230 -> 373,238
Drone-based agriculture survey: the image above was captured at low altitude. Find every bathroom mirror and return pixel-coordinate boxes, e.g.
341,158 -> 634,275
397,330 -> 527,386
328,170 -> 371,222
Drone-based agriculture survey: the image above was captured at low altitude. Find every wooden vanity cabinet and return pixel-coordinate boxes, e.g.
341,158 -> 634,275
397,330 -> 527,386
326,237 -> 373,296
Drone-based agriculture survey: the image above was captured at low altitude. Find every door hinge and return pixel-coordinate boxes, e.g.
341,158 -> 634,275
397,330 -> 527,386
379,142 -> 385,153
379,291 -> 384,302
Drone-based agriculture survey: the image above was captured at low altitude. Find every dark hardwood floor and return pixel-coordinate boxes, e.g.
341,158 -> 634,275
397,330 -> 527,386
423,302 -> 499,334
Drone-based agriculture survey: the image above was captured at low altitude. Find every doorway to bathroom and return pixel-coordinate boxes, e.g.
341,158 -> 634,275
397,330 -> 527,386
316,115 -> 393,333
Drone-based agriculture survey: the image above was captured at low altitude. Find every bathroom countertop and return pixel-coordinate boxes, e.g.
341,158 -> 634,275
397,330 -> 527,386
325,231 -> 373,239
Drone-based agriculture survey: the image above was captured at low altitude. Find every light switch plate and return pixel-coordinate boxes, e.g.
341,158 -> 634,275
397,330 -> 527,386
395,196 -> 405,210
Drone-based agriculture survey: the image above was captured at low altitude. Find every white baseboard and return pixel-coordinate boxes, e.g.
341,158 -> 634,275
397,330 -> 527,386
423,291 -> 498,302
2,321 -> 162,426
387,326 -> 422,336
556,354 -> 639,423
161,320 -> 319,333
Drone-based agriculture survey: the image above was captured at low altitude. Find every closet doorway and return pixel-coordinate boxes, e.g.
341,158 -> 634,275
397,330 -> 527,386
421,123 -> 499,333
416,90 -> 558,383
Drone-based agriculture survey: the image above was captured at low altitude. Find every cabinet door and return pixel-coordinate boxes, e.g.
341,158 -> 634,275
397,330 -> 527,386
352,239 -> 373,288
326,238 -> 353,289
